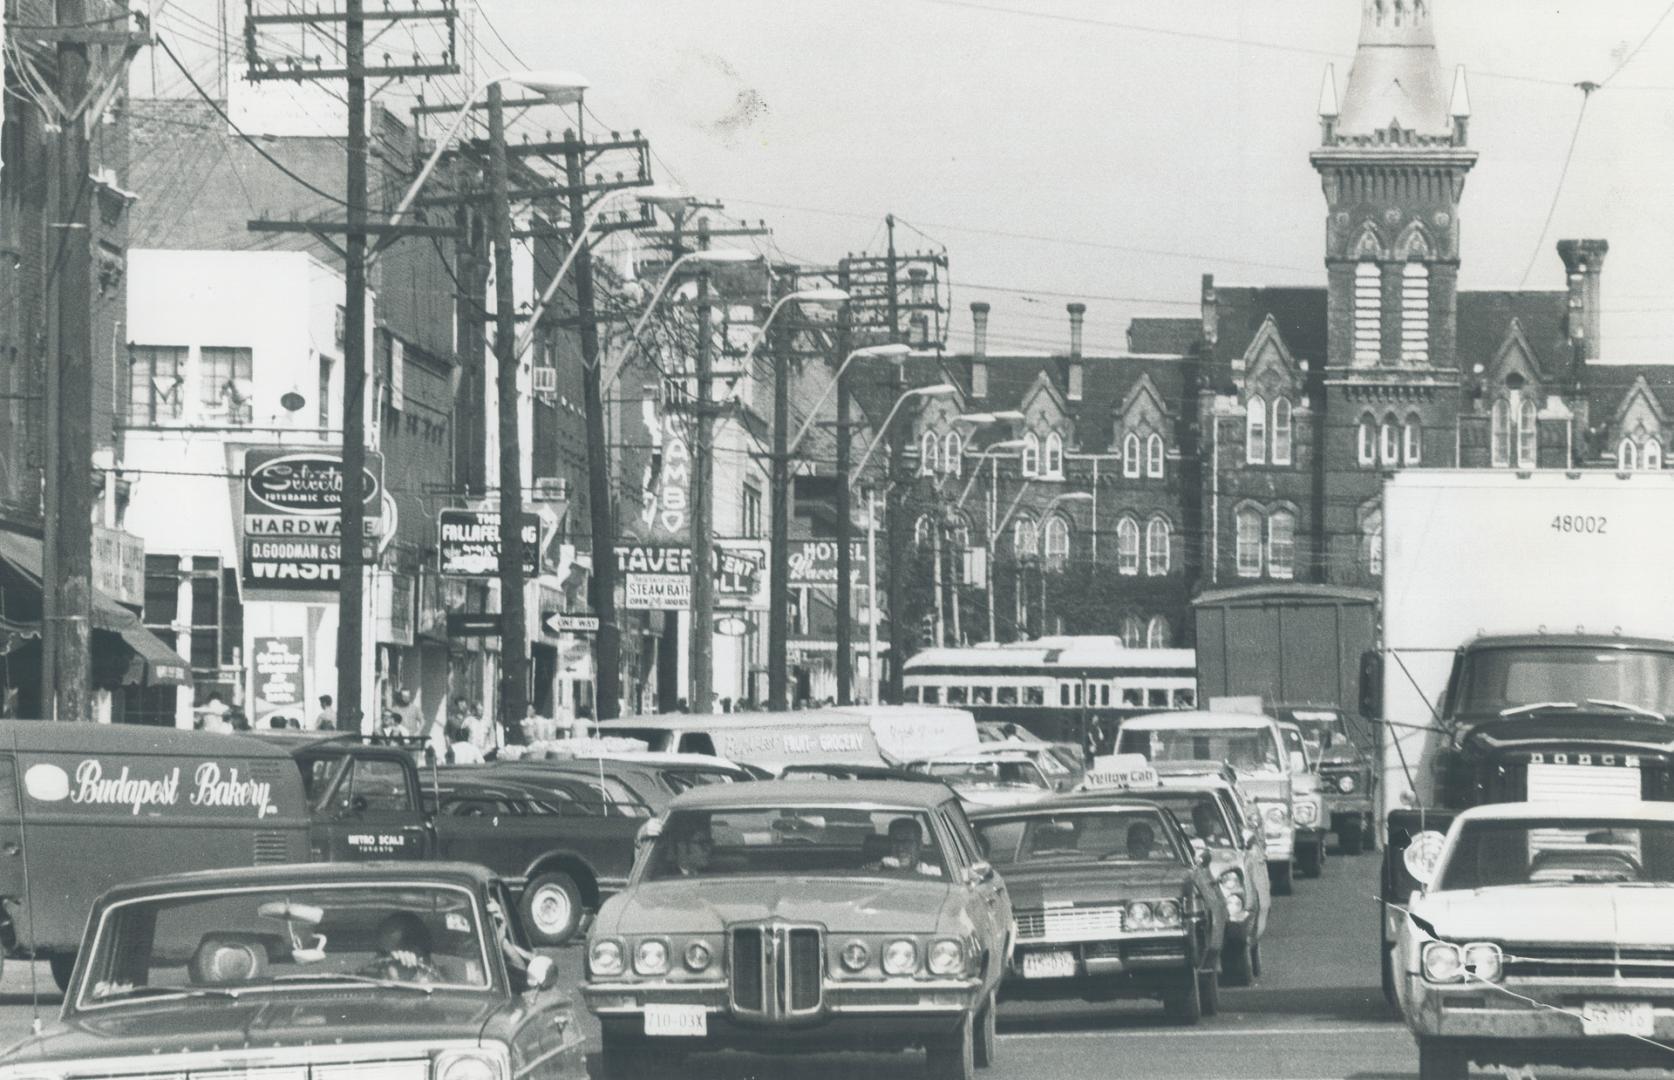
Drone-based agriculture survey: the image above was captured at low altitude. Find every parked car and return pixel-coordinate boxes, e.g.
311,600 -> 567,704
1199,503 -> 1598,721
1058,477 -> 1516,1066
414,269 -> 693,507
582,780 -> 1011,1080
778,762 -> 946,783
1274,705 -> 1376,854
1278,720 -> 1329,879
969,795 -> 1228,1023
1393,801 -> 1674,1079
496,754 -> 755,816
905,750 -> 1065,808
0,862 -> 585,1080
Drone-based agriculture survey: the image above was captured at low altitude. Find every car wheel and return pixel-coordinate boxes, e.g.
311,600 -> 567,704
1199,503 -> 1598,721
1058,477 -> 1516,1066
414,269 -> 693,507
1161,967 -> 1202,1025
926,1012 -> 976,1080
519,871 -> 583,946
1270,861 -> 1294,896
49,955 -> 74,993
1297,843 -> 1322,879
973,990 -> 998,1068
1417,1037 -> 1468,1080
599,1024 -> 653,1080
1198,966 -> 1220,1016
1220,934 -> 1254,987
1339,819 -> 1364,855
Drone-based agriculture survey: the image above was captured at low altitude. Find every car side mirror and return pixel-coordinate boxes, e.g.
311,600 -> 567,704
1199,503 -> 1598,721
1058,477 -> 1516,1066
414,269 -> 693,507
967,860 -> 996,885
524,954 -> 558,992
1241,827 -> 1257,847
1359,650 -> 1383,721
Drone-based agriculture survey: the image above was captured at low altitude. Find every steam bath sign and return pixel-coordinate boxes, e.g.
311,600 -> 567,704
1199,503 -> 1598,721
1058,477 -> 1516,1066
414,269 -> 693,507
241,448 -> 384,591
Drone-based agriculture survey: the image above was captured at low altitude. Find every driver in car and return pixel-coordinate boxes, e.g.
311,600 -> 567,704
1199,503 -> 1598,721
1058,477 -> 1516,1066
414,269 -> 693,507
1191,802 -> 1231,846
872,817 -> 944,878
360,912 -> 445,983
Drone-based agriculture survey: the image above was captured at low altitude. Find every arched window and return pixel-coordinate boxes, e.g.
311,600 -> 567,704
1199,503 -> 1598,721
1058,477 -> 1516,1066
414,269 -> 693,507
1146,433 -> 1165,478
914,514 -> 934,548
943,431 -> 963,477
1517,398 -> 1538,468
1620,437 -> 1638,471
1354,261 -> 1382,365
1043,516 -> 1070,561
1146,515 -> 1171,576
1044,432 -> 1064,477
1360,504 -> 1383,576
1403,413 -> 1422,465
1013,516 -> 1037,557
1021,433 -> 1040,476
1491,399 -> 1509,468
1380,414 -> 1399,466
1235,507 -> 1263,578
920,431 -> 939,476
1120,614 -> 1144,649
1123,432 -> 1141,478
1116,516 -> 1140,575
1268,508 -> 1297,580
1246,394 -> 1267,465
1146,615 -> 1170,649
1358,415 -> 1377,467
1647,439 -> 1663,471
1271,398 -> 1293,466
1401,262 -> 1430,363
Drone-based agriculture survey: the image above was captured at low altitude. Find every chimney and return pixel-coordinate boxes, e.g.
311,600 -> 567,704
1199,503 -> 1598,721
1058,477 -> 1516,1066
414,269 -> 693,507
1200,274 -> 1219,348
1067,303 -> 1086,358
1557,239 -> 1608,362
970,302 -> 990,358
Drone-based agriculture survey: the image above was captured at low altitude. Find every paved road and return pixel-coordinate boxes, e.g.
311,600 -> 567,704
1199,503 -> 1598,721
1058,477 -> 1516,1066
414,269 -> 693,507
0,846 -> 1650,1078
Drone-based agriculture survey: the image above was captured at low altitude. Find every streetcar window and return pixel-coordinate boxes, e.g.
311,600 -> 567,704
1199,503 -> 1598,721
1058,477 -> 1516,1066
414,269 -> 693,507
924,686 -> 941,704
1059,685 -> 1071,707
997,686 -> 1018,706
1099,685 -> 1111,707
1173,688 -> 1196,708
1073,684 -> 1084,706
906,687 -> 921,703
1122,688 -> 1144,707
948,686 -> 968,705
1147,688 -> 1169,708
973,686 -> 993,705
1024,687 -> 1045,706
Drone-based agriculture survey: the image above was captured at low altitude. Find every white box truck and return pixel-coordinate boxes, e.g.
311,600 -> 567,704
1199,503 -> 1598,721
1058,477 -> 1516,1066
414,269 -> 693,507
1370,471 -> 1674,1000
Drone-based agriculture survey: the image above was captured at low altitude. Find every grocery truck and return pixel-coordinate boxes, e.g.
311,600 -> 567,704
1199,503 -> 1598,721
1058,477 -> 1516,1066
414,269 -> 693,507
1368,471 -> 1674,1002
1193,583 -> 1379,853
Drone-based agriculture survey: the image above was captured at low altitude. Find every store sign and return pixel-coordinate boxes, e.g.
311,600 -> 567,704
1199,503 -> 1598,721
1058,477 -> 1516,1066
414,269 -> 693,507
617,543 -> 691,611
438,509 -> 542,577
252,636 -> 305,722
92,525 -> 146,607
241,448 -> 383,591
716,539 -> 769,611
787,539 -> 868,587
545,612 -> 599,634
639,402 -> 691,540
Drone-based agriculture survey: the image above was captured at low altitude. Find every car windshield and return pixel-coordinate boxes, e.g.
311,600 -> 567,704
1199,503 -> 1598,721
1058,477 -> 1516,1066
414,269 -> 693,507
644,807 -> 950,881
1455,646 -> 1674,717
974,808 -> 1185,867
1436,819 -> 1674,889
921,760 -> 1051,790
79,884 -> 492,1008
1147,793 -> 1238,848
1118,728 -> 1283,773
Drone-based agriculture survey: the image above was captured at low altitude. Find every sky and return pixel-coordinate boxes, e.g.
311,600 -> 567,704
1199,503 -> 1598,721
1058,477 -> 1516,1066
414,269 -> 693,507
143,0 -> 1674,361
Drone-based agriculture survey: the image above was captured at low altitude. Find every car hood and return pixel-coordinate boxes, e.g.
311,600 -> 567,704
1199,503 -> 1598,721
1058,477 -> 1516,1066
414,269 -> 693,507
953,786 -> 1053,808
1319,748 -> 1363,767
600,877 -> 951,936
998,863 -> 1192,910
1412,885 -> 1674,947
0,991 -> 503,1068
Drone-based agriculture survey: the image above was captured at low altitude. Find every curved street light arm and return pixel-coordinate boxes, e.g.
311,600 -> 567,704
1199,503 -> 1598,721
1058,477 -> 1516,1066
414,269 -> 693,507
599,250 -> 706,388
786,347 -> 871,457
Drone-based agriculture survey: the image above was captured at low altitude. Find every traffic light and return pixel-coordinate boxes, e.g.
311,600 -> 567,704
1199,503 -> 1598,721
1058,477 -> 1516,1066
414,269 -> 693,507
919,611 -> 937,647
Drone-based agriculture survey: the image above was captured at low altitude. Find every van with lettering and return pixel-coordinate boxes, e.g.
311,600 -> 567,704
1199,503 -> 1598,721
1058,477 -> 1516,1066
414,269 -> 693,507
0,721 -> 311,989
594,705 -> 978,772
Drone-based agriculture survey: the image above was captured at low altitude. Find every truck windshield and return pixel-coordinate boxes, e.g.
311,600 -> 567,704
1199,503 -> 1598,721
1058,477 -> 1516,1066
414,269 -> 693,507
1456,647 -> 1674,717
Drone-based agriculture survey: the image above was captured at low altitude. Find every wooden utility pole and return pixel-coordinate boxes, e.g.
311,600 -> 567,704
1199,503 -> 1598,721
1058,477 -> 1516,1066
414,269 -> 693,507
689,219 -> 715,714
834,260 -> 854,705
767,269 -> 792,711
884,215 -> 907,704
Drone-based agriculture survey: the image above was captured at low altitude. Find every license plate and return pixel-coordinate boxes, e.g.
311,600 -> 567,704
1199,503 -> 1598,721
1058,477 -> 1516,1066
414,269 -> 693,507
1021,950 -> 1076,979
644,1003 -> 708,1037
1581,1000 -> 1653,1037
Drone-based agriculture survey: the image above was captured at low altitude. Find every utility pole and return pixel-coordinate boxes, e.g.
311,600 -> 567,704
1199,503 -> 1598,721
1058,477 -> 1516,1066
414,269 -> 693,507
689,218 -> 715,714
884,214 -> 907,704
834,260 -> 854,705
767,268 -> 791,712
487,83 -> 528,739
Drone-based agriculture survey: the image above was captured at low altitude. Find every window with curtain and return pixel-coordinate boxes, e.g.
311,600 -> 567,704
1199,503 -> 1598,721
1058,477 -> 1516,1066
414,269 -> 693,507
1517,398 -> 1538,467
127,345 -> 187,424
1360,504 -> 1383,576
201,347 -> 254,424
1235,508 -> 1262,578
1246,394 -> 1266,465
1358,415 -> 1376,467
1491,399 -> 1509,468
1146,615 -> 1170,649
1013,516 -> 1037,556
1146,516 -> 1170,576
1380,415 -> 1399,466
920,432 -> 939,475
1121,615 -> 1144,649
1123,433 -> 1141,478
1619,438 -> 1637,471
1354,261 -> 1382,365
1647,439 -> 1663,471
1268,509 -> 1296,580
944,431 -> 963,477
1147,433 -> 1165,478
1116,517 -> 1140,575
1401,262 -> 1430,363
1021,434 -> 1040,476
1044,432 -> 1064,477
1044,516 -> 1070,561
1271,398 -> 1293,465
1403,413 -> 1422,465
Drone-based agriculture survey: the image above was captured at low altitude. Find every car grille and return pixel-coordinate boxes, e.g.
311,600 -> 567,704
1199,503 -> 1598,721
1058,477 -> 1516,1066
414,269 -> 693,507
730,923 -> 824,1020
1503,945 -> 1674,982
1015,905 -> 1124,943
253,830 -> 292,865
67,1060 -> 428,1080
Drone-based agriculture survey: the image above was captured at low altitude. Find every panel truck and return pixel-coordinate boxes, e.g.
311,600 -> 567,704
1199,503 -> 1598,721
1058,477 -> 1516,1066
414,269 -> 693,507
1194,583 -> 1379,854
1368,471 -> 1674,1003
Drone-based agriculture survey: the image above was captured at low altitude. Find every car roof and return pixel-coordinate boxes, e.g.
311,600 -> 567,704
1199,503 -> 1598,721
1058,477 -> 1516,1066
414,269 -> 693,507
668,779 -> 954,811
1452,800 -> 1674,825
1120,711 -> 1279,731
525,750 -> 746,770
100,861 -> 496,905
1466,633 -> 1674,653
596,711 -> 874,733
0,721 -> 298,759
916,749 -> 1041,764
967,795 -> 1169,820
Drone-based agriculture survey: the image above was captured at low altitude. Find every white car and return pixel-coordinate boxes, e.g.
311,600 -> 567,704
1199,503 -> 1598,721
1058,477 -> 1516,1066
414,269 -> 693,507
1394,801 -> 1674,1079
906,749 -> 1065,808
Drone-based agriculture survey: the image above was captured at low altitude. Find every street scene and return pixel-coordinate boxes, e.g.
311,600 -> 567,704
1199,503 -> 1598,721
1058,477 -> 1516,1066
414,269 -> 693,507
0,0 -> 1671,1078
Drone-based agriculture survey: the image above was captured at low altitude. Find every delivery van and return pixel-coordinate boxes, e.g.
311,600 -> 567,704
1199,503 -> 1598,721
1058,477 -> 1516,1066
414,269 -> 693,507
0,721 -> 311,988
595,705 -> 978,771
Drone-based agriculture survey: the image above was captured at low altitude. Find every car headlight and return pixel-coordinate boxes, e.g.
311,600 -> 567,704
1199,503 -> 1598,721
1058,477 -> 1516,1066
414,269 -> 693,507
840,940 -> 870,972
1262,803 -> 1290,834
590,939 -> 624,976
1421,941 -> 1464,983
1153,900 -> 1182,928
634,939 -> 669,975
1217,868 -> 1245,897
1337,774 -> 1357,794
928,939 -> 965,976
1126,901 -> 1154,929
882,938 -> 918,976
1463,942 -> 1503,983
436,1051 -> 503,1080
1294,800 -> 1319,826
683,941 -> 713,973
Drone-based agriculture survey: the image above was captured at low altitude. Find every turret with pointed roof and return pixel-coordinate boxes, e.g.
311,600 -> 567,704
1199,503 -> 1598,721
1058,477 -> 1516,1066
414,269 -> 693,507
1336,0 -> 1454,138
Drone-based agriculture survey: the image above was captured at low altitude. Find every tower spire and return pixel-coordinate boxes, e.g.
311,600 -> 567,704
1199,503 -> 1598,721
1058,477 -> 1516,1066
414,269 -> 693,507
1335,0 -> 1453,140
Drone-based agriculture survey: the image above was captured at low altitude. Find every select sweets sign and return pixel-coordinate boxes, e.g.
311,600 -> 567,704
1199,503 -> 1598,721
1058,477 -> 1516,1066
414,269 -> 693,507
241,448 -> 383,591
21,758 -> 285,819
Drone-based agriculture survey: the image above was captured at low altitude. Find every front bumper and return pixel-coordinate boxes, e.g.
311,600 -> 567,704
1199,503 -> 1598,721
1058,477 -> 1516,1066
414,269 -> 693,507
1264,829 -> 1294,861
1000,932 -> 1192,1000
583,976 -> 983,1021
1405,976 -> 1674,1046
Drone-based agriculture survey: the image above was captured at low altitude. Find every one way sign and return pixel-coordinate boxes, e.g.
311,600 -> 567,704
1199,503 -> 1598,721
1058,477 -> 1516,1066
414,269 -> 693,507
544,612 -> 599,635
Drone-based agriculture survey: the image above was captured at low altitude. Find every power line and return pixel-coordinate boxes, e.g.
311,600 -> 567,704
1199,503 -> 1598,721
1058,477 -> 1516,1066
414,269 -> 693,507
1516,84 -> 1592,289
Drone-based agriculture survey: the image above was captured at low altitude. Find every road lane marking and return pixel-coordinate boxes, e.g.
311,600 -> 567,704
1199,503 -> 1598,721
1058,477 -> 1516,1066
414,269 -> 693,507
998,1023 -> 1402,1040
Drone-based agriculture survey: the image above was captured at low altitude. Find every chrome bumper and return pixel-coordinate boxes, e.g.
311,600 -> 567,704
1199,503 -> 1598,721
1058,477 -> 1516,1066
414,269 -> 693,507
1406,978 -> 1674,1040
582,978 -> 983,1017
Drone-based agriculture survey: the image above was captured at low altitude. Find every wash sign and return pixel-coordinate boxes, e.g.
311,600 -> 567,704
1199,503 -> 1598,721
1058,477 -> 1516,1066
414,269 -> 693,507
1083,754 -> 1160,791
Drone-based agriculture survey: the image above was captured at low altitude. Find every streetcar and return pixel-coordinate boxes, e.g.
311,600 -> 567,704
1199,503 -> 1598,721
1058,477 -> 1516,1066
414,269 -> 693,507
902,636 -> 1197,751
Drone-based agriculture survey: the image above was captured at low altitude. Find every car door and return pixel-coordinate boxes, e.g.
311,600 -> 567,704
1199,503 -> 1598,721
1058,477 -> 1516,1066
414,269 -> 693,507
319,756 -> 429,860
939,801 -> 1011,978
1219,787 -> 1271,931
434,791 -> 532,876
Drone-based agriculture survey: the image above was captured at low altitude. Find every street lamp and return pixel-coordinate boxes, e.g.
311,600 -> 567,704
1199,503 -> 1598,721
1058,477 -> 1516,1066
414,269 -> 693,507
1037,492 -> 1095,636
954,439 -> 1026,510
600,247 -> 766,389
849,384 -> 959,483
786,343 -> 912,454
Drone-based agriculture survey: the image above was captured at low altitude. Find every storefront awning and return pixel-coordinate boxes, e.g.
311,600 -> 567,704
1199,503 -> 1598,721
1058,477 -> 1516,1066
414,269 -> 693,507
0,530 -> 192,686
